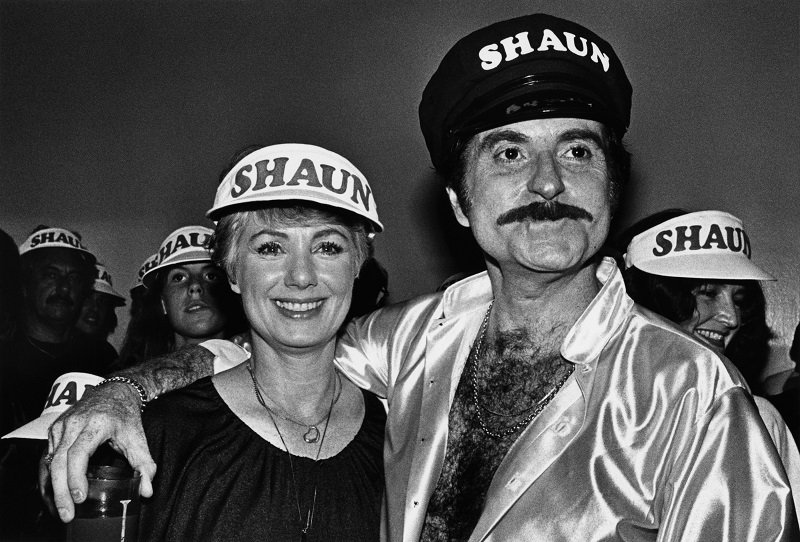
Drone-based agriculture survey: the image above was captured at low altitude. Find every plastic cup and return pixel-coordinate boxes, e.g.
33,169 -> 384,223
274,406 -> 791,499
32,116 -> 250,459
65,464 -> 141,542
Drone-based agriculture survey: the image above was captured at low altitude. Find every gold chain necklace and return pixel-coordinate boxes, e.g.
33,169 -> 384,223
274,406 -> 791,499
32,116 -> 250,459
246,362 -> 338,540
468,302 -> 574,439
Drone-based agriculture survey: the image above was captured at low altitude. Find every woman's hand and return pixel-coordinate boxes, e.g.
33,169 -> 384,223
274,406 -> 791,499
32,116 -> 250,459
46,382 -> 157,522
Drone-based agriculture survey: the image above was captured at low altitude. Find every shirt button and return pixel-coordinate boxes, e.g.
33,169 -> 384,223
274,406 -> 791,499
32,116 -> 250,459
552,419 -> 573,436
581,364 -> 592,373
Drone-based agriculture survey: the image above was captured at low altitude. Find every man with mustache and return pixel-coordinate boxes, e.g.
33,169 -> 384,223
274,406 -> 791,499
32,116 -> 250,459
48,14 -> 796,540
1,225 -> 116,541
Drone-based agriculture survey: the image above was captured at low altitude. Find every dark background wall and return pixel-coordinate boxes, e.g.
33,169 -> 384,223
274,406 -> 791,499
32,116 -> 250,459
2,1 -> 798,380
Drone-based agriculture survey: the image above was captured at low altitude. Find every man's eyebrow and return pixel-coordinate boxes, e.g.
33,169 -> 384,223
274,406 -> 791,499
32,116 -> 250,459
477,130 -> 530,153
558,128 -> 604,148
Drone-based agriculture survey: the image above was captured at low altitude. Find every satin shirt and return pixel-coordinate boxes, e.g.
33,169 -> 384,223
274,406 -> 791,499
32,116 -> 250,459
336,258 -> 798,541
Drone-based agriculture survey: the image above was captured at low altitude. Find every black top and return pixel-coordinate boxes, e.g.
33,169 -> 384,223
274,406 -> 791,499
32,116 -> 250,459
141,376 -> 385,542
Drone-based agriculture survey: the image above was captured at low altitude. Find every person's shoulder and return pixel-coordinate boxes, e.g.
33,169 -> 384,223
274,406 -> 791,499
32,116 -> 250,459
617,304 -> 748,405
69,334 -> 118,367
360,290 -> 443,321
144,376 -> 218,419
352,271 -> 490,327
627,304 -> 726,362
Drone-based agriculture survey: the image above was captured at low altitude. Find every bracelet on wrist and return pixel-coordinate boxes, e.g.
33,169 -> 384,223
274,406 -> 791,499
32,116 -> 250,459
96,376 -> 150,412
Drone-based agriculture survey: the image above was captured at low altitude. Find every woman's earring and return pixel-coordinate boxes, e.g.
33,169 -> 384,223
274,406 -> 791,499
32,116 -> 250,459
161,298 -> 168,315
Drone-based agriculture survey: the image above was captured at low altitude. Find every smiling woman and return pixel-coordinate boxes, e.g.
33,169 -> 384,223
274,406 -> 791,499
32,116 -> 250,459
137,144 -> 386,541
620,208 -> 800,513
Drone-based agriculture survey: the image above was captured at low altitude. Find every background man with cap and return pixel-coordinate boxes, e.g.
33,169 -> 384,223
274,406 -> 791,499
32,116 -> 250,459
75,263 -> 127,348
1,225 -> 116,541
47,14 -> 796,540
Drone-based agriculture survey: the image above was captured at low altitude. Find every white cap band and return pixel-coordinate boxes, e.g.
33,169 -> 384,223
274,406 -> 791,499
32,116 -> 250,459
141,226 -> 214,289
207,143 -> 382,232
92,263 -> 126,305
18,227 -> 94,263
625,210 -> 774,281
2,373 -> 104,440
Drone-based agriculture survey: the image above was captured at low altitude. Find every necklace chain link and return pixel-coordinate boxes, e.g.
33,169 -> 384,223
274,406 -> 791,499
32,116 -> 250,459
247,362 -> 338,538
469,302 -> 574,440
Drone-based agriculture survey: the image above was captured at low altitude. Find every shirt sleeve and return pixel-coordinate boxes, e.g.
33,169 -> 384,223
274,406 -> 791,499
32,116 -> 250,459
335,312 -> 392,398
658,388 -> 798,541
200,339 -> 250,374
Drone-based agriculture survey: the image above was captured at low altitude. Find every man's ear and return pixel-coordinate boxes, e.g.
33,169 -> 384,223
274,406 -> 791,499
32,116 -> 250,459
445,187 -> 470,228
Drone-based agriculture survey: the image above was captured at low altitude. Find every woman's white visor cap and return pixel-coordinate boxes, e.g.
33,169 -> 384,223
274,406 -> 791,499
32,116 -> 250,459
206,143 -> 383,232
624,210 -> 775,281
141,225 -> 215,289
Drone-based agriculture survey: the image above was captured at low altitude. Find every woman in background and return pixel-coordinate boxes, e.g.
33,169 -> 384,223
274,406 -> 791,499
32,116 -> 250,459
621,209 -> 800,514
115,225 -> 246,369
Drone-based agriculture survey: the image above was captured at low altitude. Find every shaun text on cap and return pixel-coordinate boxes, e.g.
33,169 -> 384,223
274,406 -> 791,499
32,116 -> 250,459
207,143 -> 383,232
625,210 -> 774,281
92,263 -> 126,305
2,373 -> 104,440
18,226 -> 95,263
142,226 -> 214,289
419,13 -> 632,171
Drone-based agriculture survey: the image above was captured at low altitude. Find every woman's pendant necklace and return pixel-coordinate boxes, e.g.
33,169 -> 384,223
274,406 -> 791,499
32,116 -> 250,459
250,370 -> 341,444
303,426 -> 320,444
247,362 -> 337,540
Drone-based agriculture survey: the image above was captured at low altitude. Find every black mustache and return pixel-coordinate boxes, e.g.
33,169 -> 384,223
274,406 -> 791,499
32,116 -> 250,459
496,201 -> 594,226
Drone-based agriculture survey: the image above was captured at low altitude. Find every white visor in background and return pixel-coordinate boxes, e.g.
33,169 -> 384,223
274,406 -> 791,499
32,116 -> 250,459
624,210 -> 774,281
141,225 -> 214,289
18,226 -> 95,263
2,373 -> 104,440
92,263 -> 126,305
131,252 -> 158,293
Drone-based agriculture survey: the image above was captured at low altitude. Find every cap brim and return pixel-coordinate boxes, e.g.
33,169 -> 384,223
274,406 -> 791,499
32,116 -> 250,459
635,253 -> 775,281
94,286 -> 127,305
455,79 -> 614,140
206,190 -> 384,232
2,412 -> 58,440
141,252 -> 213,289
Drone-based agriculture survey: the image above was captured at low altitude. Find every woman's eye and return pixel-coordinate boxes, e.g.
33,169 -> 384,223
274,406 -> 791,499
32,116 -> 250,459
696,284 -> 722,298
257,241 -> 282,256
205,271 -> 222,282
170,273 -> 186,283
316,241 -> 343,255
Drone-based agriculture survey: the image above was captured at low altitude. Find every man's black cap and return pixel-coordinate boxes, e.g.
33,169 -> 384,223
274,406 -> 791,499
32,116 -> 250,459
419,13 -> 632,171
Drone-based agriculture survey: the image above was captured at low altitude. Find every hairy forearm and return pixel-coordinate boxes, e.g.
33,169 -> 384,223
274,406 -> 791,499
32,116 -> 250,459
111,343 -> 215,400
